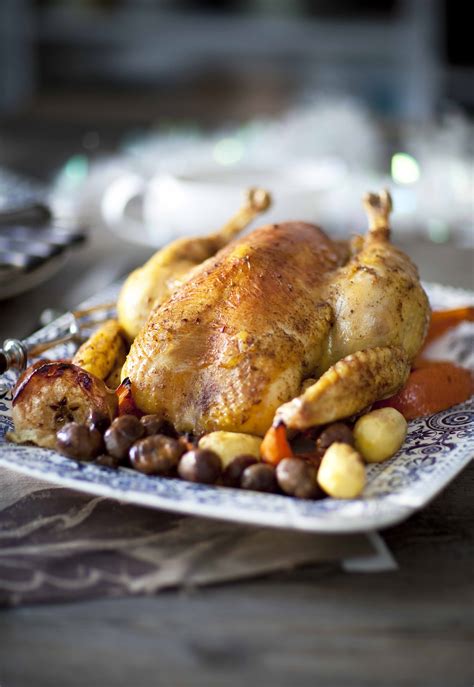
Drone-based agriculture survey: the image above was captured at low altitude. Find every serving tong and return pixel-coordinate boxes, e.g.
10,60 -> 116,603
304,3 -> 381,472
0,301 -> 116,376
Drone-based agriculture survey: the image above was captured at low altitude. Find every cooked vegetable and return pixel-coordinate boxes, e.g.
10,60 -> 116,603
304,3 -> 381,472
129,435 -> 185,475
222,455 -> 258,487
295,451 -> 323,471
353,408 -> 407,463
376,361 -> 474,420
104,414 -> 144,460
95,454 -> 122,469
198,431 -> 262,468
316,422 -> 354,454
56,422 -> 103,461
424,307 -> 474,346
116,377 -> 142,417
104,363 -> 124,390
317,442 -> 366,499
140,414 -> 167,437
260,423 -> 294,466
7,361 -> 117,450
240,463 -> 278,493
178,449 -> 222,484
72,319 -> 127,382
87,411 -> 112,434
276,458 -> 319,499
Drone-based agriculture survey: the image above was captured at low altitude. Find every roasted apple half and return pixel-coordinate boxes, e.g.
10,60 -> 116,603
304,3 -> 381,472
7,361 -> 117,449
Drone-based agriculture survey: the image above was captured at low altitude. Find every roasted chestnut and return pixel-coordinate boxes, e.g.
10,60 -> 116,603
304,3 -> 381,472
56,422 -> 103,461
222,454 -> 258,488
94,454 -> 122,469
129,434 -> 185,475
140,414 -> 165,437
178,449 -> 222,484
276,457 -> 320,499
316,423 -> 354,454
87,410 -> 112,434
240,463 -> 278,493
104,414 -> 144,460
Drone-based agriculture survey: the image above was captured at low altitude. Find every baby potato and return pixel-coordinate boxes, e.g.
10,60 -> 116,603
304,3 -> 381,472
317,442 -> 365,499
354,407 -> 407,463
198,431 -> 262,468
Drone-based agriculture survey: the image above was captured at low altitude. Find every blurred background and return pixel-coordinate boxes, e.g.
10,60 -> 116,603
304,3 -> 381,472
0,0 -> 472,334
1,1 -> 473,152
1,1 -> 473,119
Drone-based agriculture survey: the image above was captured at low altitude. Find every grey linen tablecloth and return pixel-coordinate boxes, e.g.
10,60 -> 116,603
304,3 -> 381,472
0,466 -> 395,606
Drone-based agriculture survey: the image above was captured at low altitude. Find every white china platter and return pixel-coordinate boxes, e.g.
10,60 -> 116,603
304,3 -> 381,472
0,282 -> 473,533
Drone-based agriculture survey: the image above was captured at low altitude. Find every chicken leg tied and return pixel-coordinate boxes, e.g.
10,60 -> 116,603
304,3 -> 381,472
275,346 -> 410,430
273,190 -> 429,430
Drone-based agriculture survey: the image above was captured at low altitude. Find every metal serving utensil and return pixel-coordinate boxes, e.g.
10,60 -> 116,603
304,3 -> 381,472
0,302 -> 116,376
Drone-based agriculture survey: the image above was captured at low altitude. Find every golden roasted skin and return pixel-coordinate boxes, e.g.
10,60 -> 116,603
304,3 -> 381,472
275,347 -> 410,430
276,191 -> 430,430
317,209 -> 429,371
123,222 -> 348,435
117,189 -> 271,341
123,191 -> 430,435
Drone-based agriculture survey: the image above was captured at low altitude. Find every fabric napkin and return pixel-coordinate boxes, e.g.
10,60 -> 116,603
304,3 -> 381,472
0,467 -> 395,606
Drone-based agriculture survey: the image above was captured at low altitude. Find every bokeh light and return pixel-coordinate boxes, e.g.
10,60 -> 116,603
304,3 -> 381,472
391,152 -> 421,184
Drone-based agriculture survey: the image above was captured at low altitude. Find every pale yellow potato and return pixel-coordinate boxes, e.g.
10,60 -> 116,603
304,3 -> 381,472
317,442 -> 366,499
354,407 -> 407,463
198,431 -> 262,468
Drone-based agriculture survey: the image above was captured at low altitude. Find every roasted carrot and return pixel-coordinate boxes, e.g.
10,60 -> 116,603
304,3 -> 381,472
116,376 -> 143,418
260,423 -> 294,465
375,361 -> 474,420
424,307 -> 474,346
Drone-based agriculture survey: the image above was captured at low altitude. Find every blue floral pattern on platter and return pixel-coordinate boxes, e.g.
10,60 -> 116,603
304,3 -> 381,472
0,282 -> 473,533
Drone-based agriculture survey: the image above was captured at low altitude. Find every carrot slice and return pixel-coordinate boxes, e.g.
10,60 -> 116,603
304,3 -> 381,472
260,423 -> 294,465
375,361 -> 474,420
424,307 -> 474,346
116,376 -> 143,418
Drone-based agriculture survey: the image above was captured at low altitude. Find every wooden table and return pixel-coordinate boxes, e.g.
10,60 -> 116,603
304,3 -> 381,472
0,116 -> 472,687
0,462 -> 472,687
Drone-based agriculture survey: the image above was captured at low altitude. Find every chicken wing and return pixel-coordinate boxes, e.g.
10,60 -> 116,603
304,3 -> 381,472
117,188 -> 271,341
